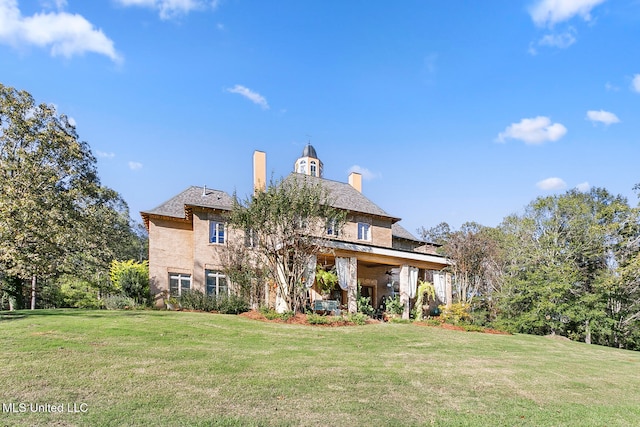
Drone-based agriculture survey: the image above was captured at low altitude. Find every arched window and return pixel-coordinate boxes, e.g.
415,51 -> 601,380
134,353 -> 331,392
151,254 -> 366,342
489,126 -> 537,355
298,159 -> 307,174
310,161 -> 317,176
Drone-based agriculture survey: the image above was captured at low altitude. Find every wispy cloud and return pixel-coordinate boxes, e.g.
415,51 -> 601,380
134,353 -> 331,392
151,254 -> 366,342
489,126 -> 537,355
226,85 -> 270,110
0,0 -> 122,62
529,0 -> 607,27
497,116 -> 567,145
605,82 -> 619,92
537,177 -> 567,191
632,74 -> 640,93
586,109 -> 620,125
128,161 -> 143,170
576,182 -> 591,192
96,150 -> 116,159
538,28 -> 577,48
115,0 -> 219,20
347,165 -> 379,181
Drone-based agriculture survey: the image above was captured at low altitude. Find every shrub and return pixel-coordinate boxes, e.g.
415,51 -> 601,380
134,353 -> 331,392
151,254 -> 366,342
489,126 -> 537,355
439,302 -> 471,325
307,313 -> 334,325
385,295 -> 404,316
347,312 -> 368,325
179,290 -> 217,311
110,260 -> 150,306
357,295 -> 375,317
259,306 -> 293,321
217,294 -> 249,314
103,295 -> 137,310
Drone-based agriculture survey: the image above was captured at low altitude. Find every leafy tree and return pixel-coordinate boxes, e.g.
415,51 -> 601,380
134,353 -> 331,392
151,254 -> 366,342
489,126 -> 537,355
497,188 -> 636,346
109,260 -> 150,305
228,175 -> 345,313
0,83 -> 139,309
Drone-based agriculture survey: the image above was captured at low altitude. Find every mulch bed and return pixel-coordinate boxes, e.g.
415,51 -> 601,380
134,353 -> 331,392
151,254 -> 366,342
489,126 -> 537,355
240,310 -> 510,333
238,310 -> 378,327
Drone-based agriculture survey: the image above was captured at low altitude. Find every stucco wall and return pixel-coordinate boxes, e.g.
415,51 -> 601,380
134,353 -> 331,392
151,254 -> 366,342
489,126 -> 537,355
338,214 -> 393,248
148,217 -> 193,303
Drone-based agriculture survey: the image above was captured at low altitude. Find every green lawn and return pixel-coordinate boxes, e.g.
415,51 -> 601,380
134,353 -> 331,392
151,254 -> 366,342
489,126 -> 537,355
1,310 -> 639,426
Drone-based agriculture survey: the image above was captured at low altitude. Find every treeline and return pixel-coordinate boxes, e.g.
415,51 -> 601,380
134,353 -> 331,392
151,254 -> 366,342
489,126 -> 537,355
420,186 -> 640,350
0,84 -> 148,310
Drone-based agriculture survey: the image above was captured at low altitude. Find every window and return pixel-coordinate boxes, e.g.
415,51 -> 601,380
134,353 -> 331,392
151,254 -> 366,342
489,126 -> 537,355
357,222 -> 371,241
326,219 -> 339,237
298,159 -> 307,174
310,161 -> 317,177
169,273 -> 191,297
206,270 -> 228,297
209,221 -> 225,244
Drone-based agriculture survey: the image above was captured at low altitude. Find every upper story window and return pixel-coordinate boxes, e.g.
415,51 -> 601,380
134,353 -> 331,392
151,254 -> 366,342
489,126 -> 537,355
310,161 -> 317,177
357,222 -> 371,241
209,221 -> 225,244
169,273 -> 191,297
298,159 -> 307,174
206,270 -> 228,297
326,219 -> 339,237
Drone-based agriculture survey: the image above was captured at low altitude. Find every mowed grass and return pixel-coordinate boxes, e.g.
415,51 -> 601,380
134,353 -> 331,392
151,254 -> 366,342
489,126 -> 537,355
1,310 -> 639,426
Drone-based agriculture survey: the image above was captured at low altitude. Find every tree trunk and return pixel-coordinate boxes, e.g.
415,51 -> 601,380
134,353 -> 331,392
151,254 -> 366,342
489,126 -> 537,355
30,275 -> 36,310
585,319 -> 591,344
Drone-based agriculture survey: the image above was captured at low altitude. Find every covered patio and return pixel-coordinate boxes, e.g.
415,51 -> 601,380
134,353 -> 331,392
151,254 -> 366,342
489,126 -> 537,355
310,241 -> 452,319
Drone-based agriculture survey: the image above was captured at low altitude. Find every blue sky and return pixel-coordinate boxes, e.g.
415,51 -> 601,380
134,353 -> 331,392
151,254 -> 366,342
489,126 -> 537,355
2,0 -> 639,236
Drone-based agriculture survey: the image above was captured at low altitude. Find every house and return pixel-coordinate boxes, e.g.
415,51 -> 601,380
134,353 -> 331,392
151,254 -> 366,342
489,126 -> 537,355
141,145 -> 452,317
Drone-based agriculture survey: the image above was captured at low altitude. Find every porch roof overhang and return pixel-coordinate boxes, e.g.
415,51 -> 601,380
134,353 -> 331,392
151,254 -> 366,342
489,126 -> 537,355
320,240 -> 452,270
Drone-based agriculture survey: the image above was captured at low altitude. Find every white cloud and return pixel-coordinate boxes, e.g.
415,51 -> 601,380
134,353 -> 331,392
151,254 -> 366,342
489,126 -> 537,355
497,116 -> 567,144
0,0 -> 121,62
347,165 -> 379,181
115,0 -> 218,20
586,109 -> 620,125
537,28 -> 577,49
632,74 -> 640,93
226,85 -> 269,110
529,0 -> 607,27
576,182 -> 591,192
605,82 -> 619,92
128,161 -> 143,170
96,150 -> 115,159
537,177 -> 567,191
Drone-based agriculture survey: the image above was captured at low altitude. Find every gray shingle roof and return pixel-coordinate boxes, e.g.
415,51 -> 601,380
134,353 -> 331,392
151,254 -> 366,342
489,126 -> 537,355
286,173 -> 400,221
392,223 -> 422,242
142,186 -> 233,219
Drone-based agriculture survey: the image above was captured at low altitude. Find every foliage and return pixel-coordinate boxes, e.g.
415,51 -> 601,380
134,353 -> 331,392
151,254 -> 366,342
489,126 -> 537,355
384,295 -> 404,316
228,175 -> 346,312
109,260 -> 150,305
58,276 -> 101,309
0,83 -> 143,310
179,290 -> 218,311
102,295 -> 137,310
217,294 -> 250,314
347,312 -> 369,325
439,302 -> 471,325
356,282 -> 374,316
176,290 -> 249,314
221,238 -> 266,310
259,306 -> 294,321
306,313 -> 336,325
316,266 -> 338,296
414,280 -> 435,320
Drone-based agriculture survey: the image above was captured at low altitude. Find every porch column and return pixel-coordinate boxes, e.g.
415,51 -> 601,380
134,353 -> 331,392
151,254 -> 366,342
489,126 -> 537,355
399,265 -> 418,320
347,257 -> 357,314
